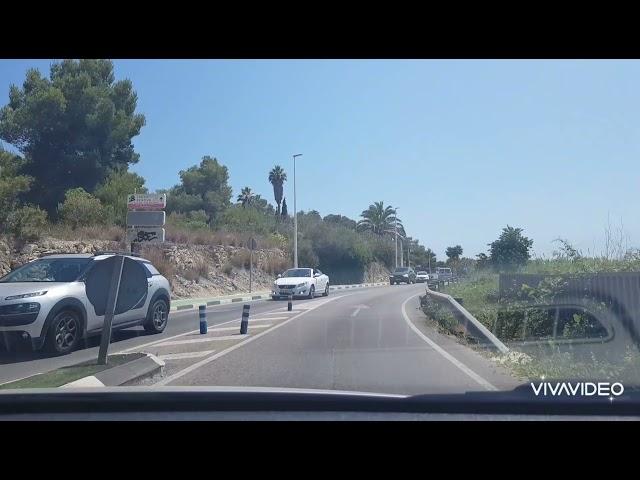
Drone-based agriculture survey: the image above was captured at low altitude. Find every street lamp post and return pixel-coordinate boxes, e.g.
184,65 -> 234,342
293,153 -> 303,268
394,207 -> 399,268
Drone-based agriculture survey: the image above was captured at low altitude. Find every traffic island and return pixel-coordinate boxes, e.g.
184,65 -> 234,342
0,353 -> 164,389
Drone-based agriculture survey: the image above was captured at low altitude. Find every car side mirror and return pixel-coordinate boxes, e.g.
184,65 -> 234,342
277,274 -> 282,279
314,273 -> 320,277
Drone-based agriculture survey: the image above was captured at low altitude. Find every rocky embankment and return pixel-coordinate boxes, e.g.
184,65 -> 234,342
0,236 -> 390,299
0,237 -> 288,299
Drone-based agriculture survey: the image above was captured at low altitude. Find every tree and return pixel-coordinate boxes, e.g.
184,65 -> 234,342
268,165 -> 287,216
167,156 -> 232,225
323,214 -> 356,230
236,186 -> 255,208
0,147 -> 32,229
476,252 -> 490,269
0,60 -> 145,215
94,169 -> 147,226
251,194 -> 275,216
488,225 -> 534,271
357,201 -> 401,236
445,245 -> 463,261
281,197 -> 288,218
58,187 -> 108,229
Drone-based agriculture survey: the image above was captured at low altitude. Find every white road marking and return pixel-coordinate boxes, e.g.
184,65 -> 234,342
118,306 -> 288,354
400,293 -> 498,391
208,324 -> 272,332
350,304 -> 370,317
259,311 -> 302,315
157,293 -> 355,386
156,335 -> 250,347
159,350 -> 216,361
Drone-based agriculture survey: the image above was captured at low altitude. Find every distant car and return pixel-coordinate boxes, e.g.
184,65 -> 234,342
272,268 -> 330,299
0,252 -> 171,355
415,271 -> 430,283
390,267 -> 416,285
432,267 -> 453,282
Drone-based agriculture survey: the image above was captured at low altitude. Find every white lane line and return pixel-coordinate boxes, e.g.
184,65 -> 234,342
248,316 -> 288,321
259,311 -> 302,316
208,324 -> 272,332
157,335 -> 250,347
159,350 -> 215,361
400,293 -> 497,392
157,293 -> 355,386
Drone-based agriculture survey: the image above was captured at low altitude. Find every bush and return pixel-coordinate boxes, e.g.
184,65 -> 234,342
94,170 -> 147,226
219,204 -> 275,235
58,188 -> 108,229
230,249 -> 251,269
222,263 -> 233,275
7,205 -> 49,241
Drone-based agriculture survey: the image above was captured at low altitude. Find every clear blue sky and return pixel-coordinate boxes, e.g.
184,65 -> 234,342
1,59 -> 639,259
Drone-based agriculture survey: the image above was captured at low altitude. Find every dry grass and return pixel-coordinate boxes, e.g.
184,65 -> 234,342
230,249 -> 251,269
48,224 -> 125,242
140,245 -> 176,281
222,263 -> 233,275
263,256 -> 289,275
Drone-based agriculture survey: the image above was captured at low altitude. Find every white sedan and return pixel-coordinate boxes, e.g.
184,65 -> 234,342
272,268 -> 330,299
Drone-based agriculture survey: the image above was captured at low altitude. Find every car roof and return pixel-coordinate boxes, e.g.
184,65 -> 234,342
39,253 -> 149,262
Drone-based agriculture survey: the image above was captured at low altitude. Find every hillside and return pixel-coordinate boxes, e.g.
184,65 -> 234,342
0,236 -> 390,299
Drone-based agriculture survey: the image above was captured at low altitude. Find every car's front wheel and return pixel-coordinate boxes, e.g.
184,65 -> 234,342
45,310 -> 82,355
308,285 -> 315,299
144,298 -> 169,334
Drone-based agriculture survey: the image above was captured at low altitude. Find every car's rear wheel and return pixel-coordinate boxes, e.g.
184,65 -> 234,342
390,280 -> 394,285
45,310 -> 82,355
324,284 -> 329,296
144,299 -> 169,334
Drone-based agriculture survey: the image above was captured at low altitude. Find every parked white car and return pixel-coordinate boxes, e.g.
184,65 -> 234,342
272,268 -> 330,299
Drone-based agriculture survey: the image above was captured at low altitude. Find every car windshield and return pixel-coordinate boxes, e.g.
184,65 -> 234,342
0,258 -> 91,283
282,268 -> 312,278
1,58 -> 639,417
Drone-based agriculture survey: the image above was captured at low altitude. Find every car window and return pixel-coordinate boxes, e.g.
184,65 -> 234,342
0,258 -> 91,283
143,263 -> 161,277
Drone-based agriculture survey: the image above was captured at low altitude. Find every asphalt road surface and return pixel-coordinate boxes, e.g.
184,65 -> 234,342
150,284 -> 520,395
0,286 -> 382,385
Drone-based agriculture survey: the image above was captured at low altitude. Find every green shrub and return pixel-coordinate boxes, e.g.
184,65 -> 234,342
222,263 -> 233,275
58,188 -> 108,229
230,250 -> 251,269
7,205 -> 48,242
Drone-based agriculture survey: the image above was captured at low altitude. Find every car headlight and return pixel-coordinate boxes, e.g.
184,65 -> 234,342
5,290 -> 47,301
296,282 -> 306,288
0,302 -> 41,314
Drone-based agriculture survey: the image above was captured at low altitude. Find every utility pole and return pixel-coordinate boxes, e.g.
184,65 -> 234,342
293,153 -> 302,268
394,207 -> 398,268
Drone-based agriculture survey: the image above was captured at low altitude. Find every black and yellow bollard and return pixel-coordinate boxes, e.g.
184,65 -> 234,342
240,304 -> 250,334
288,294 -> 293,311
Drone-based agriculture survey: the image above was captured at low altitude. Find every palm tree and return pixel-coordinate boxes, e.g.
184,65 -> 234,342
236,186 -> 255,208
268,165 -> 287,216
357,201 -> 401,236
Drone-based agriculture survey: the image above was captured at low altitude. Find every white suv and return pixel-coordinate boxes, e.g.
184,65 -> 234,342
0,252 -> 171,355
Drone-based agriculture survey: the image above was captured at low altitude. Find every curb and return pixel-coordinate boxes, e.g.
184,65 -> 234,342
170,282 -> 389,312
59,354 -> 165,388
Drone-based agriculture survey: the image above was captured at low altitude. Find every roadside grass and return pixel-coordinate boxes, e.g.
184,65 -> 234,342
0,353 -> 143,389
423,271 -> 640,384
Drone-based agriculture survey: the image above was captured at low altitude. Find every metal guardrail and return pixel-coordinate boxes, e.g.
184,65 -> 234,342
424,285 -> 509,354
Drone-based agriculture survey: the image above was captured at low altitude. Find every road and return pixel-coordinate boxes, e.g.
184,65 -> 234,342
146,284 -> 520,395
0,286 -> 381,385
1,284 -> 521,394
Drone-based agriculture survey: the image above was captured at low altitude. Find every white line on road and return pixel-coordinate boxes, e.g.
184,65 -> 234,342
400,293 -> 498,392
159,350 -> 216,361
156,294 -> 355,386
156,335 -> 250,347
208,324 -> 272,332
